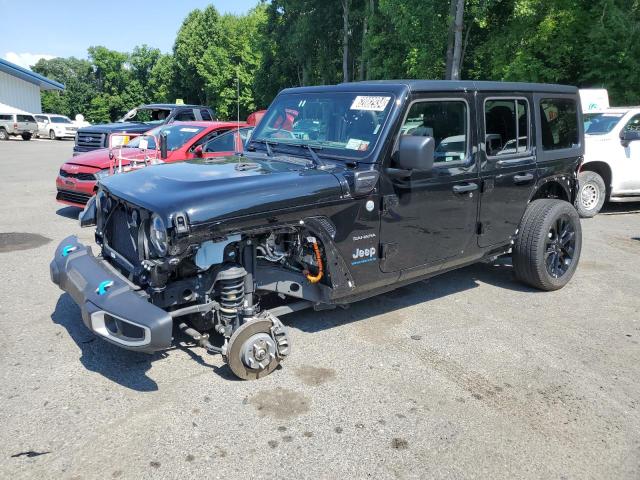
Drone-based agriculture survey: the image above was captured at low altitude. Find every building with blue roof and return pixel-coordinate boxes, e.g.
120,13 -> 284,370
0,58 -> 64,114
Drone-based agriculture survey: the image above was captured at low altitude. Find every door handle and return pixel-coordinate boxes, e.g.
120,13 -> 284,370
452,182 -> 479,194
514,173 -> 534,184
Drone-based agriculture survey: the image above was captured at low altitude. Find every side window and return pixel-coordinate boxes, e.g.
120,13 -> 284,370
484,98 -> 530,156
174,110 -> 196,121
35,115 -> 47,122
401,100 -> 468,164
623,114 -> 640,133
200,109 -> 213,121
0,114 -> 11,121
203,131 -> 236,153
539,98 -> 579,150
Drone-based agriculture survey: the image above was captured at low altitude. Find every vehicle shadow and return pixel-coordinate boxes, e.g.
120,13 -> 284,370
51,294 -> 165,392
600,202 -> 640,215
289,259 -> 538,334
56,206 -> 81,220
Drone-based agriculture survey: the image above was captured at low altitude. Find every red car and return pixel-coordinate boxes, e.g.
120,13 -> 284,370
56,122 -> 255,207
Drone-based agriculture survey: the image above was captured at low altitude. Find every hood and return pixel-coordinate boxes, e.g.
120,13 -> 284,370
65,148 -> 112,170
100,155 -> 344,225
65,148 -> 151,170
78,122 -> 157,135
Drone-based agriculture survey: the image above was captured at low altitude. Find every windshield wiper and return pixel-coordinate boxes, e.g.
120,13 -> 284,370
250,139 -> 278,157
293,144 -> 328,169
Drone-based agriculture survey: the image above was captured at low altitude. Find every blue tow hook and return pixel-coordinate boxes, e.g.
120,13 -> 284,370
61,245 -> 78,257
96,280 -> 114,296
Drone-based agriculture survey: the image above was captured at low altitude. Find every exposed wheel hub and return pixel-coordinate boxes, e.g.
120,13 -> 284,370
226,312 -> 290,380
241,333 -> 276,370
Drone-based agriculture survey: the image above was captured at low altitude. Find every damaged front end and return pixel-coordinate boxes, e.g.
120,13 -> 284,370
55,178 -> 351,379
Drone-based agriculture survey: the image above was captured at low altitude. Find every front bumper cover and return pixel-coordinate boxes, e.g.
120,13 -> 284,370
50,235 -> 172,353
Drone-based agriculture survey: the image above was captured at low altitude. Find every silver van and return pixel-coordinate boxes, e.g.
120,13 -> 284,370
0,113 -> 38,140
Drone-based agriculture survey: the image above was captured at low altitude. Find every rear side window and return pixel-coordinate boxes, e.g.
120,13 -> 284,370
484,98 -> 530,156
539,99 -> 579,150
17,115 -> 35,122
200,109 -> 212,121
35,115 -> 47,122
174,110 -> 196,121
0,114 -> 12,121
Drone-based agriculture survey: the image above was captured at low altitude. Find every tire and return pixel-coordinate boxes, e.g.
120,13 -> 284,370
21,133 -> 32,141
0,128 -> 8,141
575,170 -> 606,218
49,129 -> 57,140
513,199 -> 582,291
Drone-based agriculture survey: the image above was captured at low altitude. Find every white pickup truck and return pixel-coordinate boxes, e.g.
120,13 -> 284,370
577,108 -> 640,217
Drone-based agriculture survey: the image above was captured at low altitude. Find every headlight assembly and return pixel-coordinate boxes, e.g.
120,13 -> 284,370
149,213 -> 168,256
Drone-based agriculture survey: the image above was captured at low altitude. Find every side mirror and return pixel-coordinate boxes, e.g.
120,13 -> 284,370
620,129 -> 640,147
193,144 -> 204,157
159,132 -> 168,159
396,136 -> 435,172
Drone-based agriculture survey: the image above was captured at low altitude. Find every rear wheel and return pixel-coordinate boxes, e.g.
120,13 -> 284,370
21,133 -> 32,141
575,170 -> 606,218
49,129 -> 57,140
513,199 -> 582,291
0,128 -> 8,141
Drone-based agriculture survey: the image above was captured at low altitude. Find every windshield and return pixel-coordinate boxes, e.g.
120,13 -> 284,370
250,92 -> 396,159
126,125 -> 205,151
584,113 -> 624,135
50,116 -> 71,124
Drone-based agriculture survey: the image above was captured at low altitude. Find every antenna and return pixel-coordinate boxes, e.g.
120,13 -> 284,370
236,66 -> 240,146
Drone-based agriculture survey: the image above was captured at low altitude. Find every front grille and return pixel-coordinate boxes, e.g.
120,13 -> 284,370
59,169 -> 96,181
104,205 -> 140,266
76,131 -> 106,150
56,190 -> 92,205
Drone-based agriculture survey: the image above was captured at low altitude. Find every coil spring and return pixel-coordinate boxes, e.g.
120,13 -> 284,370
218,277 -> 245,322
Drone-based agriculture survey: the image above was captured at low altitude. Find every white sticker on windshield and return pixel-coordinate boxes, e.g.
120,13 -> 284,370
139,138 -> 148,150
345,138 -> 370,151
350,96 -> 391,112
180,128 -> 199,132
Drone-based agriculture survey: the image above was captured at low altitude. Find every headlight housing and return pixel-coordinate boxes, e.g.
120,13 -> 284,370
149,213 -> 168,256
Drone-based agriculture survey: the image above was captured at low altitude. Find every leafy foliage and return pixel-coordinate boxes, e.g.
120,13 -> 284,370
31,1 -> 640,121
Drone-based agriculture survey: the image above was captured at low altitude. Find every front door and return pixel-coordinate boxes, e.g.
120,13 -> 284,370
477,94 -> 537,247
379,95 -> 479,272
620,113 -> 640,193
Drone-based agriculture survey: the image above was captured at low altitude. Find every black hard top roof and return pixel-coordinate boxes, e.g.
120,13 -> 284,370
282,80 -> 578,95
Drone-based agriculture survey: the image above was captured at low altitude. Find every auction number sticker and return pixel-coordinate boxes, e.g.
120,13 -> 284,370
350,95 -> 391,111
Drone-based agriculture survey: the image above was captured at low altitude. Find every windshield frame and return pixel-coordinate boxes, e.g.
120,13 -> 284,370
249,90 -> 398,163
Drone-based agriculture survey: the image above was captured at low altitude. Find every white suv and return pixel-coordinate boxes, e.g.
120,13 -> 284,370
34,114 -> 78,140
577,108 -> 640,217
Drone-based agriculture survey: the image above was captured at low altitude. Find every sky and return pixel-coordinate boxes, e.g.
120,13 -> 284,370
0,0 -> 259,69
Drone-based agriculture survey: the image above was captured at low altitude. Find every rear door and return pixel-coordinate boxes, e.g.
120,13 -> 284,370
379,94 -> 480,272
477,94 -> 537,247
35,115 -> 48,136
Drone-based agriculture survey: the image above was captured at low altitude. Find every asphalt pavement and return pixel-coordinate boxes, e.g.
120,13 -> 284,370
1,138 -> 639,479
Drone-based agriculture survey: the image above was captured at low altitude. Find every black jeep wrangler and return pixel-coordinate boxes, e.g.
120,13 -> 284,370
51,81 -> 584,380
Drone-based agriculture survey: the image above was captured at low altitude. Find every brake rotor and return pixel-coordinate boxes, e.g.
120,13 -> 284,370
226,315 -> 289,380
